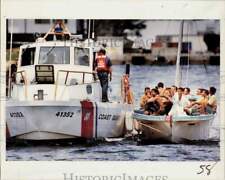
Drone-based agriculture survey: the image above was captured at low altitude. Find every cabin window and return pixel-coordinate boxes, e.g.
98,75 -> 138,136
74,47 -> 90,66
39,47 -> 70,64
21,47 -> 36,66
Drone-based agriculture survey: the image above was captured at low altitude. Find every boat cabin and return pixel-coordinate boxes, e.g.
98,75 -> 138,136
10,39 -> 101,102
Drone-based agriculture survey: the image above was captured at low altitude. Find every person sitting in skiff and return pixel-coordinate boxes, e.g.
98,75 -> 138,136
184,87 -> 191,99
158,95 -> 173,115
159,88 -> 173,115
163,87 -> 173,101
157,82 -> 165,96
140,87 -> 151,108
205,87 -> 217,114
195,88 -> 204,101
144,88 -> 161,115
184,89 -> 209,115
144,88 -> 173,115
169,87 -> 190,116
170,85 -> 178,97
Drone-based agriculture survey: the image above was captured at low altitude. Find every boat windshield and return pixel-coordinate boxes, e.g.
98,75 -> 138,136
39,46 -> 70,64
74,47 -> 90,66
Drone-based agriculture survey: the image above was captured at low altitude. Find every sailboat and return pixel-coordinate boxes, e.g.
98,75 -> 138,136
132,21 -> 215,143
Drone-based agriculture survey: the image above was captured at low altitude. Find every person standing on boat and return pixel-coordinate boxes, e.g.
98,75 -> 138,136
94,49 -> 112,102
169,87 -> 189,116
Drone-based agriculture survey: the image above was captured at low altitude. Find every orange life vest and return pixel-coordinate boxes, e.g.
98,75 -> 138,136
96,55 -> 109,72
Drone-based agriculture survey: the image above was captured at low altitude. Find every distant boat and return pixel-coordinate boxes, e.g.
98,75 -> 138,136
6,21 -> 132,140
132,21 -> 215,143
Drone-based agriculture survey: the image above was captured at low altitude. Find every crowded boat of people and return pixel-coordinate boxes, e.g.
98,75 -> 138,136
139,82 -> 217,116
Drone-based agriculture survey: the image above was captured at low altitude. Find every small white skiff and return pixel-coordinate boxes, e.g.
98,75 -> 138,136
133,111 -> 214,142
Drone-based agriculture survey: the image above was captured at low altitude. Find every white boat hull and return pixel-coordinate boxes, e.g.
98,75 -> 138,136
136,120 -> 172,141
172,120 -> 211,142
6,100 -> 130,140
133,112 -> 214,143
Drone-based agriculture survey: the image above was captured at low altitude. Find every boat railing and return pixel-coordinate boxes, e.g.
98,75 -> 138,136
15,70 -> 28,99
54,70 -> 98,99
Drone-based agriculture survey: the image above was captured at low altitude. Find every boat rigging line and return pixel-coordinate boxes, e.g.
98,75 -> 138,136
185,21 -> 190,87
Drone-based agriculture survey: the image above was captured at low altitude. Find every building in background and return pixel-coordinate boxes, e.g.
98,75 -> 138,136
7,20 -> 219,64
97,36 -> 124,63
140,20 -> 219,49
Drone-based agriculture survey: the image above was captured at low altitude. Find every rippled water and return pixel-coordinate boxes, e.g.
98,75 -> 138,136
7,65 -> 220,161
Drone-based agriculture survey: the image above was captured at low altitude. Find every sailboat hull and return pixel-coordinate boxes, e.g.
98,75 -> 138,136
133,112 -> 214,143
172,120 -> 211,142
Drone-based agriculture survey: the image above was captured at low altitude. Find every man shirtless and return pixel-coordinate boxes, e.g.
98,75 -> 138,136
184,89 -> 209,115
140,87 -> 151,108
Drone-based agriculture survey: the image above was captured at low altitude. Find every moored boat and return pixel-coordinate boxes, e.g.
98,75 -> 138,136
6,21 -> 133,140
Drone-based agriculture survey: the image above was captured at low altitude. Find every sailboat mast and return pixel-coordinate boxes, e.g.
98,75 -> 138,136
175,20 -> 184,87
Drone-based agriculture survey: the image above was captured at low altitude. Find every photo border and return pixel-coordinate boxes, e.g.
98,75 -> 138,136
1,0 -> 224,179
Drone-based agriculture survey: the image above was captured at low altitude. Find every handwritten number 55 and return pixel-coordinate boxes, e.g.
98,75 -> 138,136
197,165 -> 212,176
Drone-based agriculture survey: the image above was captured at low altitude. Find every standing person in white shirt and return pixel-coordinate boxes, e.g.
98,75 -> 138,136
169,87 -> 190,116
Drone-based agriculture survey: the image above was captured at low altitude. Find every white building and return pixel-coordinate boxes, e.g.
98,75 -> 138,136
140,20 -> 219,49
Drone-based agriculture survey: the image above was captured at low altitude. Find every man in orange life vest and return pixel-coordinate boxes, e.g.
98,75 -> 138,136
94,49 -> 112,102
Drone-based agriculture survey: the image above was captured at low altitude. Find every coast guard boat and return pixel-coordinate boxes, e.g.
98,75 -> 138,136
6,21 -> 133,140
